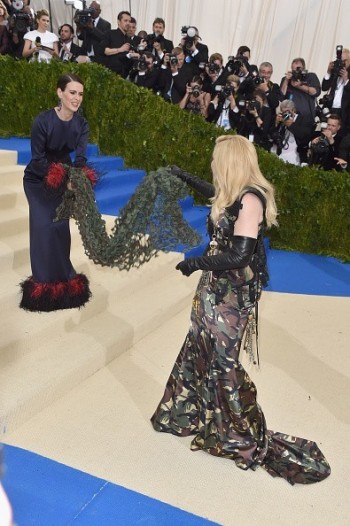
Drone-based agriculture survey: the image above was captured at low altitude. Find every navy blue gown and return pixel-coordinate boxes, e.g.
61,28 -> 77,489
20,108 -> 91,312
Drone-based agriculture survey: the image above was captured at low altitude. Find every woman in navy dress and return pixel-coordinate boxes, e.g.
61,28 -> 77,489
20,73 -> 92,312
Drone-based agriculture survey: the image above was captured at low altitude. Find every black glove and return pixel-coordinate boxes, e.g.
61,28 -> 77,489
169,165 -> 215,198
176,236 -> 257,276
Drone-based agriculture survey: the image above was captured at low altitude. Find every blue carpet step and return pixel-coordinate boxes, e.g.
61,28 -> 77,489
96,179 -> 145,216
0,138 -> 99,165
88,155 -> 124,172
3,445 -> 219,526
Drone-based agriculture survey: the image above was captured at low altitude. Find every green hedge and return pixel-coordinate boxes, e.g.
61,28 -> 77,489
1,56 -> 350,261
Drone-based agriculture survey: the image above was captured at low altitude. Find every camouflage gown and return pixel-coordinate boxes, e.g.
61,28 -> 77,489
151,191 -> 331,485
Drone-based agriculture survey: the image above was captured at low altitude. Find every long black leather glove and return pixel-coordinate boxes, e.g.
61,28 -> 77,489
176,236 -> 257,276
169,165 -> 215,198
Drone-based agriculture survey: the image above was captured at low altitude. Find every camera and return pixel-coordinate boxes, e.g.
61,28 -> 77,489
315,104 -> 331,123
215,83 -> 233,101
250,70 -> 264,85
8,1 -> 31,33
146,33 -> 164,50
181,26 -> 197,49
168,54 -> 178,65
282,110 -> 292,121
136,55 -> 148,72
312,135 -> 330,154
308,133 -> 331,166
269,129 -> 286,155
291,67 -> 308,82
75,7 -> 95,27
226,55 -> 247,75
191,85 -> 202,98
332,45 -> 345,76
247,99 -> 261,112
208,62 -> 220,74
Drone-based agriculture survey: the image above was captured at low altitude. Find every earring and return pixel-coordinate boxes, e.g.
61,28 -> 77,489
57,99 -> 62,111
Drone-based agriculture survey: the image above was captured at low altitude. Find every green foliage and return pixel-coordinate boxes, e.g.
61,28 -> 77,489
1,56 -> 350,261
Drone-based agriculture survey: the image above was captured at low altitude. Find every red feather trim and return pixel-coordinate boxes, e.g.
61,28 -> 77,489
68,275 -> 85,295
31,282 -> 47,299
46,163 -> 67,189
51,282 -> 66,299
82,166 -> 98,186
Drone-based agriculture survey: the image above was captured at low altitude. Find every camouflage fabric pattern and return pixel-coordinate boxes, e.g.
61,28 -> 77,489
151,208 -> 331,485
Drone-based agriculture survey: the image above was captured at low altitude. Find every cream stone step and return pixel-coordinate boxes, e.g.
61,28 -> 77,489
0,149 -> 18,165
0,206 -> 29,237
0,243 -> 189,339
0,246 -> 186,352
0,165 -> 24,186
0,264 -> 197,433
0,185 -> 28,209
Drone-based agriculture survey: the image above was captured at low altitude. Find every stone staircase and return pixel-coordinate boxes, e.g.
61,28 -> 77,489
0,148 -> 199,435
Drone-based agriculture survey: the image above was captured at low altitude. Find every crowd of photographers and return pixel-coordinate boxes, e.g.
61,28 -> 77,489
1,0 -> 350,171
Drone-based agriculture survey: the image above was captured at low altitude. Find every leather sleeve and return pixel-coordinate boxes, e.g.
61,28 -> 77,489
176,236 -> 257,276
170,165 -> 215,198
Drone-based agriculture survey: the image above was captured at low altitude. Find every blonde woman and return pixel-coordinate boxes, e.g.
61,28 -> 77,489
152,135 -> 331,484
0,1 -> 8,54
22,8 -> 58,62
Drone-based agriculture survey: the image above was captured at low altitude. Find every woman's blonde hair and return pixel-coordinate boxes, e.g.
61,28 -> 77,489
210,135 -> 278,228
0,1 -> 8,19
36,9 -> 49,21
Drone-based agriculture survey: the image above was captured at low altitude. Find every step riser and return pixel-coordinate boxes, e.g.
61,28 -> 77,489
0,215 -> 28,237
0,191 -> 28,209
0,150 -> 18,165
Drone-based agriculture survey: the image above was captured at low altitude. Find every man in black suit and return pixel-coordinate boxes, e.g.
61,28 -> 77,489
180,26 -> 209,75
146,17 -> 174,63
134,52 -> 161,93
75,0 -> 111,65
309,114 -> 344,170
158,47 -> 194,103
103,11 -> 137,78
321,48 -> 350,133
127,16 -> 141,50
58,24 -> 85,62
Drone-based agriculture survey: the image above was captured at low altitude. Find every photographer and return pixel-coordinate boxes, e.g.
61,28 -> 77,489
207,74 -> 240,130
133,51 -> 161,93
75,1 -> 111,65
224,54 -> 256,98
270,99 -> 314,165
202,53 -> 229,96
230,88 -> 273,150
179,75 -> 210,117
6,0 -> 34,58
146,17 -> 173,63
257,62 -> 283,111
321,47 -> 350,133
158,47 -> 193,103
309,114 -> 344,170
280,58 -> 321,127
127,16 -> 140,49
179,25 -> 209,75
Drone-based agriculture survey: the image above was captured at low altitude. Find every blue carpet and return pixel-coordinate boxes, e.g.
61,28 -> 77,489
1,137 -> 349,297
2,445 -> 219,526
